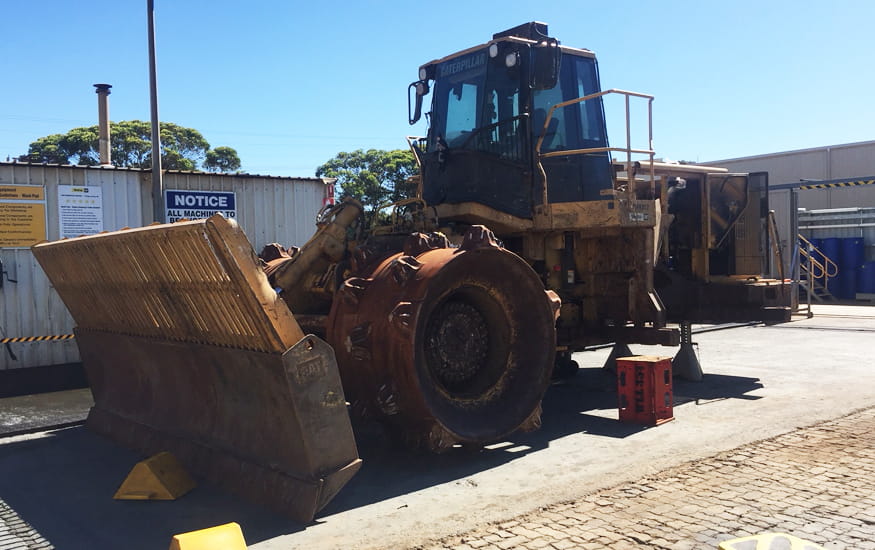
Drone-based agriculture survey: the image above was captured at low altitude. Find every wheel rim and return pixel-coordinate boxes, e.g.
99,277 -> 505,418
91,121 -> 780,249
425,300 -> 489,389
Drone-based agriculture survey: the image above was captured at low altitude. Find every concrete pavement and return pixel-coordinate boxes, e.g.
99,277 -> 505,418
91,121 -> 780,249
0,304 -> 873,549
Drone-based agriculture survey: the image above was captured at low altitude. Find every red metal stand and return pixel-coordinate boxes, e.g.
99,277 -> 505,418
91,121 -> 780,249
617,356 -> 674,425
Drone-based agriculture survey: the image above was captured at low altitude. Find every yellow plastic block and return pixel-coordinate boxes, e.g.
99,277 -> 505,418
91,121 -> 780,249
168,522 -> 247,550
114,451 -> 196,500
718,532 -> 825,550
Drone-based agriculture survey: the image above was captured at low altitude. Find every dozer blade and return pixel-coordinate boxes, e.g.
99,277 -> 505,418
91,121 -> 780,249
31,215 -> 360,522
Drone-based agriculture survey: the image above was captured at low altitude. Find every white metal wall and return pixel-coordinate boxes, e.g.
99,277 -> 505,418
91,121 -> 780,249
162,172 -> 325,251
0,162 -> 326,371
0,164 -> 145,370
710,140 -> 875,210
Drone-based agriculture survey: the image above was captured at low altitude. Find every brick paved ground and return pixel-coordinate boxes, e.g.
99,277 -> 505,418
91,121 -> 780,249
0,501 -> 51,550
415,407 -> 875,550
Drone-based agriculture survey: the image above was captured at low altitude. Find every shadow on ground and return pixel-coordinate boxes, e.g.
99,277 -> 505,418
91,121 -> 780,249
673,373 -> 764,406
316,366 -> 763,517
0,428 -> 295,549
0,366 -> 762,548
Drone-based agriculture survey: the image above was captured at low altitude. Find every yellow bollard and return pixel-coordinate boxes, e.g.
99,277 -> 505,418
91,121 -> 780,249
168,522 -> 247,550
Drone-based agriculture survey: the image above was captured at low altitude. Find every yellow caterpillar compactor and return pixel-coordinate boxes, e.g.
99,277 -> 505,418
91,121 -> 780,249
32,22 -> 790,521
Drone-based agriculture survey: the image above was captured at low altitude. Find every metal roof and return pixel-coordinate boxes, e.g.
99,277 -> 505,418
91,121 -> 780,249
0,160 -> 329,182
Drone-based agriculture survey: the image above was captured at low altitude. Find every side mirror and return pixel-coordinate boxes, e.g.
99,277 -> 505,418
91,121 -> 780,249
408,80 -> 430,125
532,39 -> 561,90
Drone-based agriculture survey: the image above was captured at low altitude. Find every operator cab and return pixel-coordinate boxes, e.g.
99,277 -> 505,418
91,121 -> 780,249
409,22 -> 613,220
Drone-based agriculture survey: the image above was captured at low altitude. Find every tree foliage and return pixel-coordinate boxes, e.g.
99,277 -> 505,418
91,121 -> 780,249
19,120 -> 241,172
203,146 -> 241,173
315,149 -> 418,217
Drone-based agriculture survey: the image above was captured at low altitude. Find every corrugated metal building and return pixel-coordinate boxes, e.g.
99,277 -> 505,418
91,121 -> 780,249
709,139 -> 875,210
0,162 -> 329,378
706,140 -> 875,273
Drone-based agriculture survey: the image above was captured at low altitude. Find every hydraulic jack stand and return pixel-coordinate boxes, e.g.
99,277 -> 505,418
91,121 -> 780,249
672,321 -> 703,381
602,341 -> 633,373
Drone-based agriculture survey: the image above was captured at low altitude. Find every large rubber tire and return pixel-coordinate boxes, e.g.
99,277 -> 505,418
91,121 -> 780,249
327,233 -> 556,450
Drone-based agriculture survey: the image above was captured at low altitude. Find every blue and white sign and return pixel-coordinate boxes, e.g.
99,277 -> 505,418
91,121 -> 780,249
165,190 -> 237,223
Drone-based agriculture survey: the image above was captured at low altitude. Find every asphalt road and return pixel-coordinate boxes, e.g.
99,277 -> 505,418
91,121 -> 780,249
0,304 -> 873,549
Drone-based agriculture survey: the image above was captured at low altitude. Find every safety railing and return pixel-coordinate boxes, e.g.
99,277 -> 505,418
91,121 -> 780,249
768,211 -> 786,282
798,234 -> 839,312
406,136 -> 426,170
406,136 -> 427,198
534,89 -> 655,205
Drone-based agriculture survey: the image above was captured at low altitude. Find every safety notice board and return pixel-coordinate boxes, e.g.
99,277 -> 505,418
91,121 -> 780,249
0,185 -> 47,248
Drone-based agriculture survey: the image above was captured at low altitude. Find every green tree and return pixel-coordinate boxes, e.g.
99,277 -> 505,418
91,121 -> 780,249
204,146 -> 242,173
19,120 -> 241,171
23,134 -> 69,164
315,149 -> 418,218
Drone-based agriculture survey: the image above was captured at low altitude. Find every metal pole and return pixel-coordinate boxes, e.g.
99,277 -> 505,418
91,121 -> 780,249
648,97 -> 655,199
625,94 -> 632,199
93,84 -> 112,165
147,0 -> 163,222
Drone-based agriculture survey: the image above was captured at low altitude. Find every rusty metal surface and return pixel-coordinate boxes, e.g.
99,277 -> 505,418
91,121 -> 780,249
31,215 -> 304,353
327,227 -> 556,451
267,200 -> 363,314
31,216 -> 360,521
79,331 -> 360,521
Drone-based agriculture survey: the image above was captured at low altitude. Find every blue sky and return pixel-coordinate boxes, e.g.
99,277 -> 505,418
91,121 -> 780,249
1,1 -> 873,176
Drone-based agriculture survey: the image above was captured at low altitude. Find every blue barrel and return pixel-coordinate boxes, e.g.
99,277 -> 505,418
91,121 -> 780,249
842,237 -> 865,270
837,238 -> 865,299
837,269 -> 857,299
820,237 -> 841,262
859,261 -> 875,294
820,238 -> 842,294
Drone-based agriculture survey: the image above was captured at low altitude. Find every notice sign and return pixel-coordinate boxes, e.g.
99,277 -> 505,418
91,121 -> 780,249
0,185 -> 47,248
58,185 -> 104,239
165,190 -> 237,223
